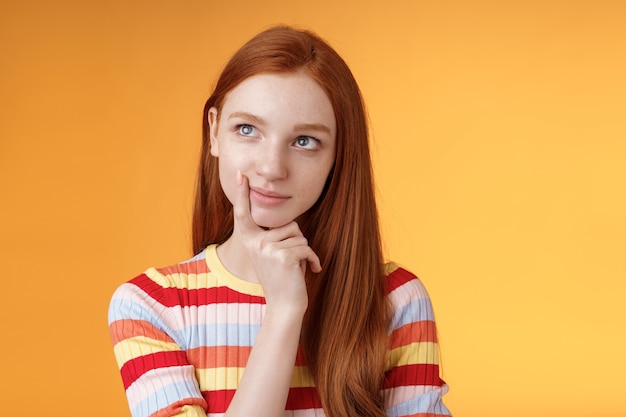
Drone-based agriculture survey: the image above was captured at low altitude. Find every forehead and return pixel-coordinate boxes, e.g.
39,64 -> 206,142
220,72 -> 336,134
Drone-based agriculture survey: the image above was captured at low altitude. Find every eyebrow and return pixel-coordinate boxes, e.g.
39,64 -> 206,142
228,111 -> 332,135
228,111 -> 266,126
294,122 -> 332,135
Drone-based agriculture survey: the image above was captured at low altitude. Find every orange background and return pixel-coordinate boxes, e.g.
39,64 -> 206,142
1,1 -> 625,416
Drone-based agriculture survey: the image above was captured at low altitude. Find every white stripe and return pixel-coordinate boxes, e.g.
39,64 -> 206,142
126,365 -> 200,410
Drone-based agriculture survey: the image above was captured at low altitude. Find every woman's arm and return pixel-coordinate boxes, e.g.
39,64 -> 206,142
224,303 -> 304,416
383,265 -> 452,417
223,171 -> 320,417
109,278 -> 208,417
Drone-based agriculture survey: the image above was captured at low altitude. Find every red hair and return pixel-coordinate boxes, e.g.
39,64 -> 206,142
193,26 -> 390,417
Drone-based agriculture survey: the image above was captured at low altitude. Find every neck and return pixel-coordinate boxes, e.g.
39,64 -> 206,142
216,234 -> 260,283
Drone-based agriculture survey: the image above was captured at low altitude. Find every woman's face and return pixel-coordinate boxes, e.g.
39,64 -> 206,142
208,72 -> 337,229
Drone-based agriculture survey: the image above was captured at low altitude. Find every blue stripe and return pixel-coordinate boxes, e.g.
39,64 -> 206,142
108,297 -> 171,332
386,389 -> 451,416
109,296 -> 261,349
184,322 -> 261,349
108,295 -> 189,348
180,251 -> 206,264
391,297 -> 435,330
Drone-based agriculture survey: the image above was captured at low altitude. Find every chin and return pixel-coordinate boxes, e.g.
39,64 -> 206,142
251,214 -> 292,229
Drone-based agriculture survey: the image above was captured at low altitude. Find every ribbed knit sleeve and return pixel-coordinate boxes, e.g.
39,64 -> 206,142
383,264 -> 452,417
108,271 -> 208,417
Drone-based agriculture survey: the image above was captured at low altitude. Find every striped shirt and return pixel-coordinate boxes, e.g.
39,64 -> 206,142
109,244 -> 451,417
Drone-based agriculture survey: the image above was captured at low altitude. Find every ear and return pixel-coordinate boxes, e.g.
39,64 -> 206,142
208,107 -> 219,157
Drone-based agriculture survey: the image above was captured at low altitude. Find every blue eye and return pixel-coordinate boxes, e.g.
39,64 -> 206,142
295,136 -> 320,150
238,124 -> 255,136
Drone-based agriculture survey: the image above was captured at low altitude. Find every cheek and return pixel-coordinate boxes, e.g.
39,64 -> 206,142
217,156 -> 239,205
304,164 -> 333,203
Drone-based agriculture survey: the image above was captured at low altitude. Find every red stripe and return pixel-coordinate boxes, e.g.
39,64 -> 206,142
389,320 -> 438,349
203,387 -> 322,413
386,266 -> 419,294
186,345 -> 252,368
383,364 -> 444,389
120,350 -> 188,389
149,398 -> 208,417
286,386 -> 322,410
158,259 -> 210,276
129,273 -> 266,308
295,345 -> 308,366
203,389 -> 235,414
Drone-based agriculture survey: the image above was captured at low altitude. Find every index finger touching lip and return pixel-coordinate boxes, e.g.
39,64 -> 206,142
233,170 -> 257,233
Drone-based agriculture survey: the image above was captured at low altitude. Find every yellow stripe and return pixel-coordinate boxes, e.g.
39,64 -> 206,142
142,246 -> 264,295
384,262 -> 399,275
194,366 -> 315,391
205,245 -> 265,296
145,268 -> 218,290
113,336 -> 182,367
290,366 -> 315,388
196,367 -> 246,390
386,342 -> 440,368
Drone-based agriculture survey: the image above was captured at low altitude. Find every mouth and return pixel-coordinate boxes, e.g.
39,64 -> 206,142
249,186 -> 290,206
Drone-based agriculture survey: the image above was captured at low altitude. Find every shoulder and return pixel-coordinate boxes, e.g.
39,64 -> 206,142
108,249 -> 213,320
384,262 -> 436,329
384,262 -> 432,304
122,249 -> 210,291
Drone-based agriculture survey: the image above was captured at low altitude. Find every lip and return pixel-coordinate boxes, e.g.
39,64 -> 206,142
249,186 -> 290,206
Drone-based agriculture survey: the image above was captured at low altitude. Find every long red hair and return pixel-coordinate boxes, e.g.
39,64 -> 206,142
193,26 -> 390,417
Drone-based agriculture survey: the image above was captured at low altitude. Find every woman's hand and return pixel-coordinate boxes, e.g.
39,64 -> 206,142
232,171 -> 321,314
223,171 -> 320,417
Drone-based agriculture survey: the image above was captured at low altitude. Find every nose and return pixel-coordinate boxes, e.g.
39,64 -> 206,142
255,141 -> 287,181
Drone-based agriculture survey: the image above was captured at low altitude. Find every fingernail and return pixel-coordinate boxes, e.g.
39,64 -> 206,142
236,170 -> 243,186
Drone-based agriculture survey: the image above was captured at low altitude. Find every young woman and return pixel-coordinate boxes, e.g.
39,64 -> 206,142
109,26 -> 451,417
